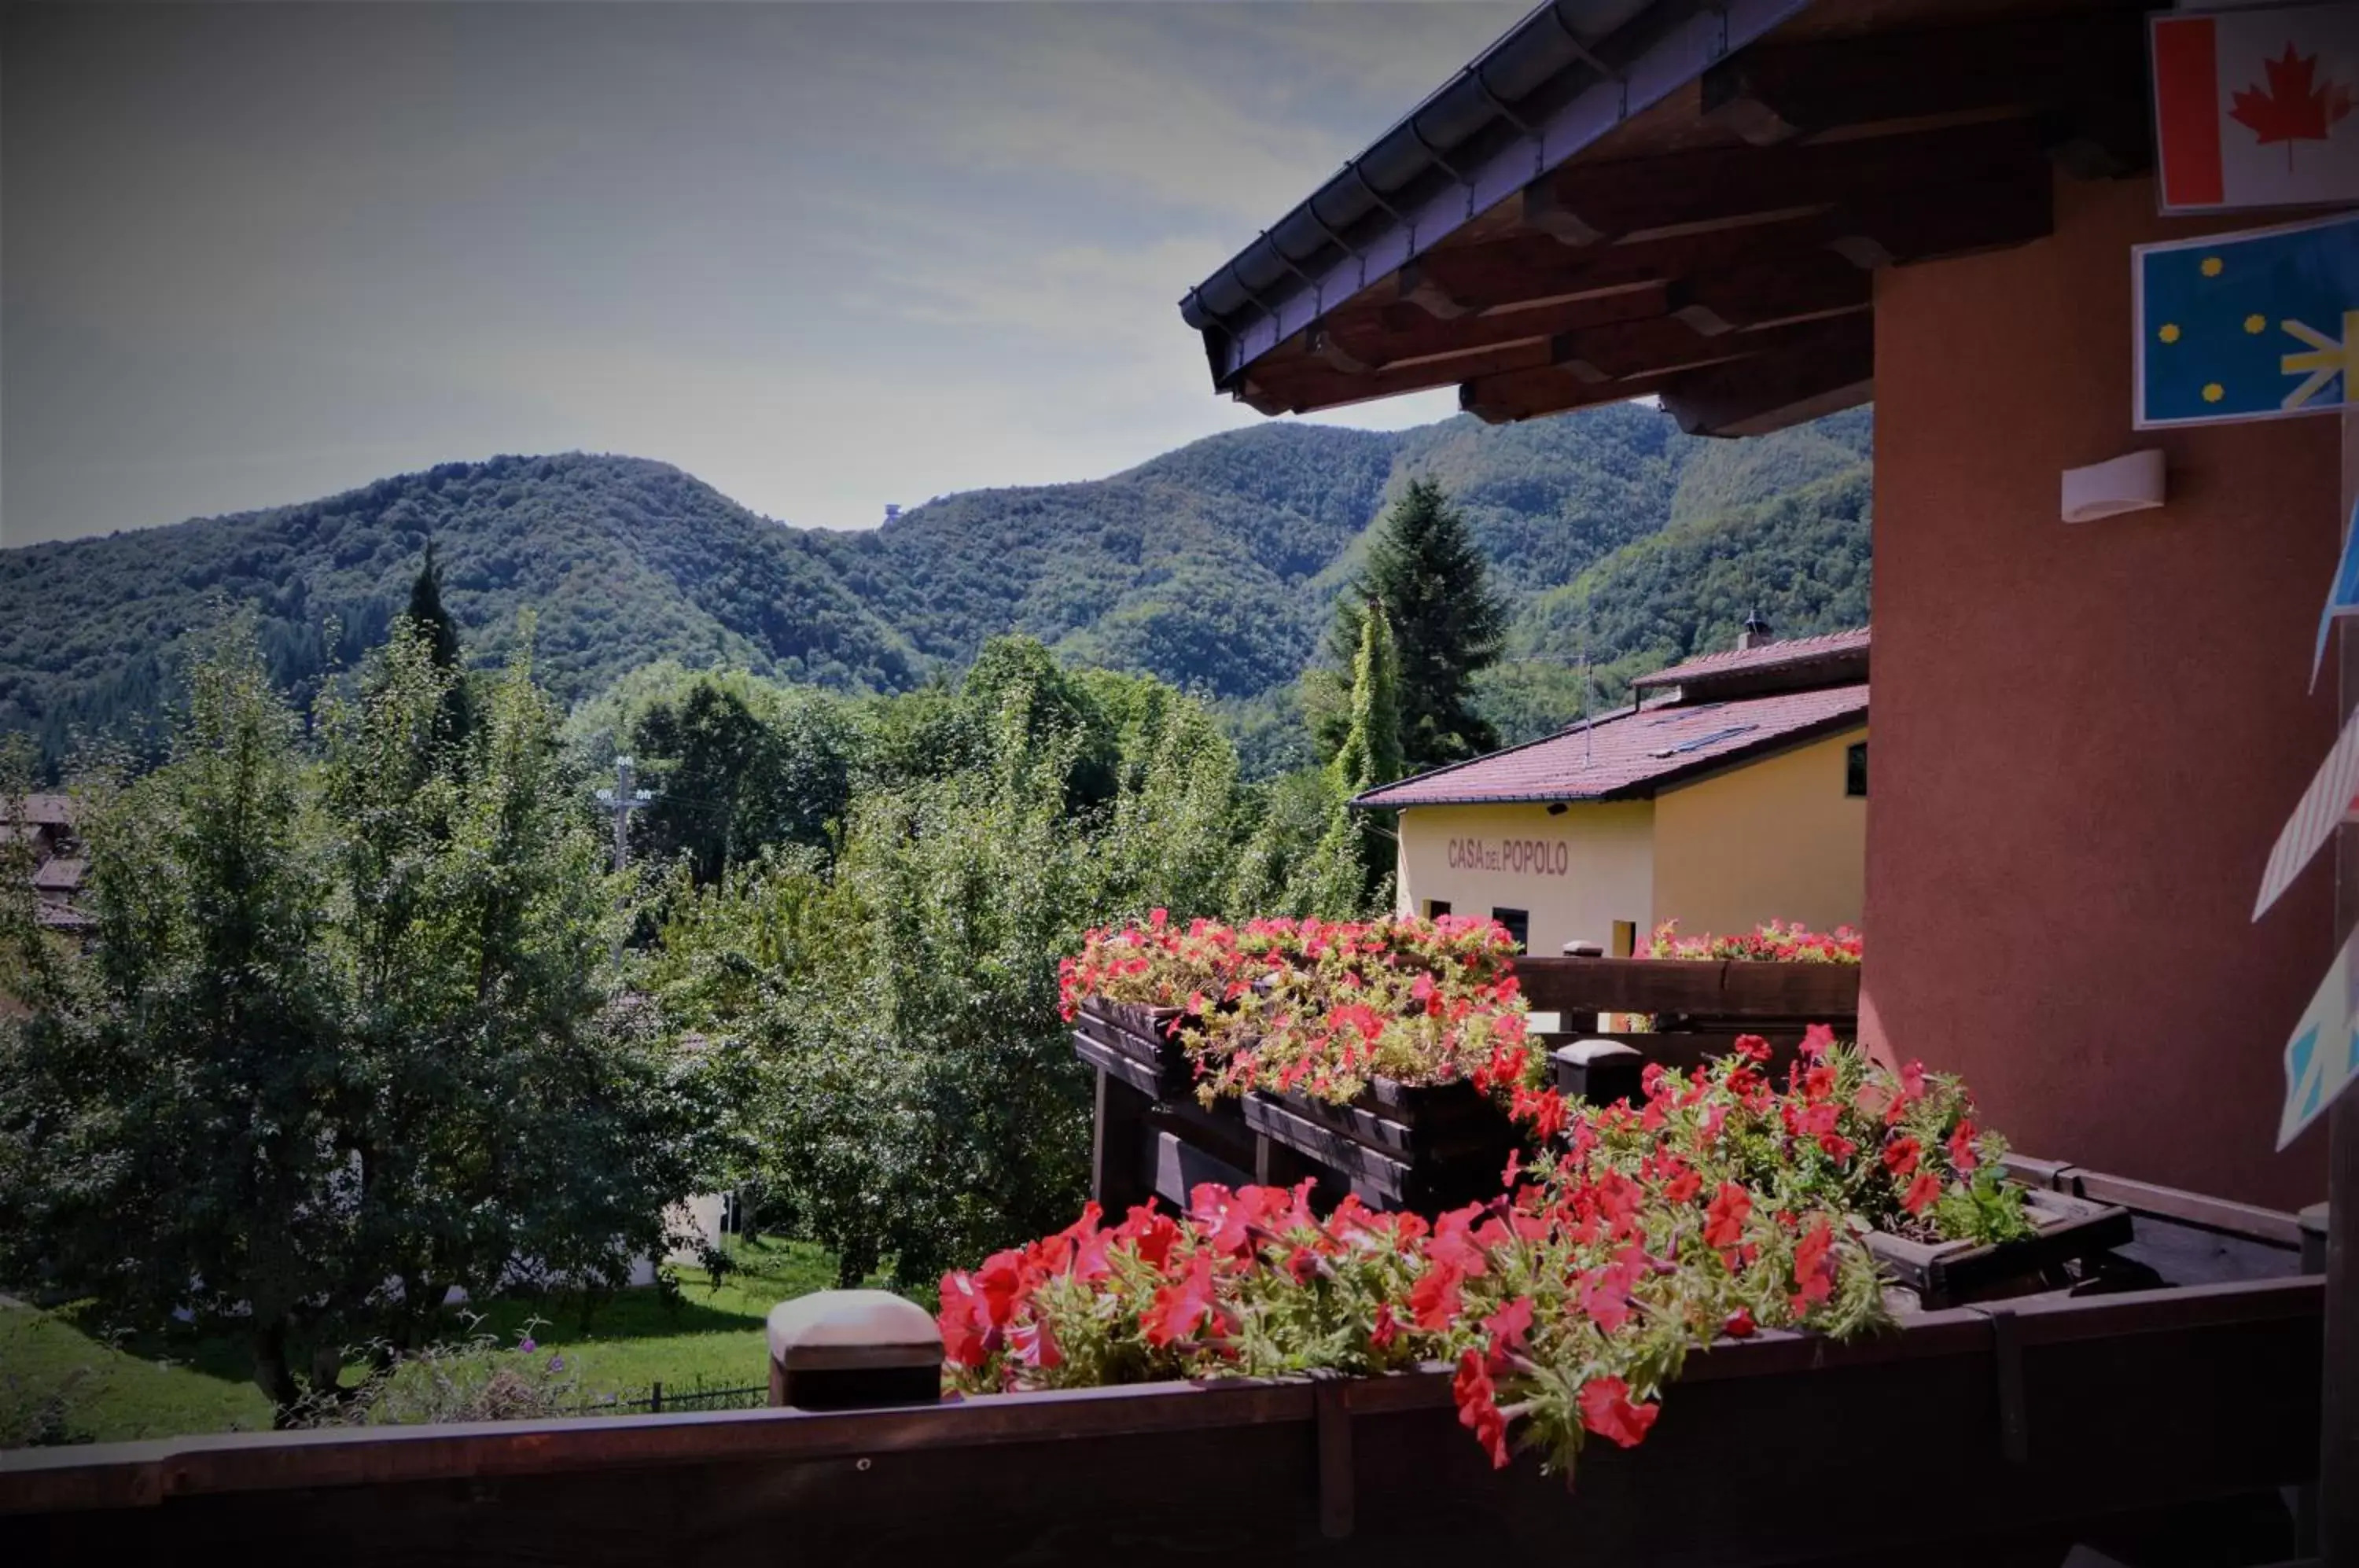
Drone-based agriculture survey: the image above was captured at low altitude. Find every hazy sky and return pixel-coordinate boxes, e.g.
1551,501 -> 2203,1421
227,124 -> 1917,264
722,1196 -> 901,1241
2,2 -> 1522,547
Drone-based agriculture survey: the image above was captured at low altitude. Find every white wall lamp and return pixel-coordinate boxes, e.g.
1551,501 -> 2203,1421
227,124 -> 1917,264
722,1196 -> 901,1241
2061,449 -> 2167,523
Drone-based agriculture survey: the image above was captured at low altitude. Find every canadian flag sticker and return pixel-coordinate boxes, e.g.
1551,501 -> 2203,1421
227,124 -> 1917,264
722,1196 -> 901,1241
2152,3 -> 2359,213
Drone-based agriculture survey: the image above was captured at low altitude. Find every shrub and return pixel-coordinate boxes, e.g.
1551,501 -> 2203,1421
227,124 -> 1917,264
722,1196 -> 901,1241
1643,918 -> 1860,963
296,1320 -> 582,1428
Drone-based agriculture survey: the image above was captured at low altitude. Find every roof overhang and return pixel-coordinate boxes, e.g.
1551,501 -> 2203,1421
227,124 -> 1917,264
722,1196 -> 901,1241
1182,0 -> 2151,433
1352,696 -> 1867,809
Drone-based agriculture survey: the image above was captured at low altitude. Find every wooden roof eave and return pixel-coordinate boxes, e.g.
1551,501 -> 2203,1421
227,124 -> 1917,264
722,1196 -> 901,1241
1194,0 -> 2154,436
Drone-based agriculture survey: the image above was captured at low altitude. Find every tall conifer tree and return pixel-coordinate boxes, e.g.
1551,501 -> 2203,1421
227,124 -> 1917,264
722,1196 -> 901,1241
1314,602 -> 1404,910
1317,478 -> 1505,772
403,541 -> 472,749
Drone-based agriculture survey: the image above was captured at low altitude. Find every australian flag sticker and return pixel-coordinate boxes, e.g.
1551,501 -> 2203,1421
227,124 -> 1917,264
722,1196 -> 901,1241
2135,210 -> 2359,428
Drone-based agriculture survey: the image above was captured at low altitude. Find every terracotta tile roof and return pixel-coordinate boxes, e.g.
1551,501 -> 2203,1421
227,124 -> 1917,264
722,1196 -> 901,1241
36,900 -> 94,931
14,795 -> 75,827
1630,627 -> 1871,691
1353,683 -> 1868,808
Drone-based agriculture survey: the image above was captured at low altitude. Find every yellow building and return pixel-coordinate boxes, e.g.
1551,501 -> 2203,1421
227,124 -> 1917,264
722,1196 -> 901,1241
1354,628 -> 1868,955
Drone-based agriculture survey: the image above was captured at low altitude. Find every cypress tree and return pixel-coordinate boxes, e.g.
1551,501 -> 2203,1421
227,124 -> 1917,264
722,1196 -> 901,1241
402,542 -> 472,749
404,541 -> 462,671
1330,600 -> 1404,798
1316,602 -> 1404,911
1319,477 -> 1505,772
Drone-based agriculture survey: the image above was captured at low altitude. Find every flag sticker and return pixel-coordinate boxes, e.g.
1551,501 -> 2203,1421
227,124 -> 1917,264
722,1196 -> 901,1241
2135,211 -> 2359,429
2151,3 -> 2359,213
2278,928 -> 2359,1149
2254,698 -> 2359,922
2311,496 -> 2359,690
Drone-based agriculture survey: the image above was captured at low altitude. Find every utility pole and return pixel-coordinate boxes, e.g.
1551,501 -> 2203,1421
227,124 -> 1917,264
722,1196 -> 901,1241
594,755 -> 653,872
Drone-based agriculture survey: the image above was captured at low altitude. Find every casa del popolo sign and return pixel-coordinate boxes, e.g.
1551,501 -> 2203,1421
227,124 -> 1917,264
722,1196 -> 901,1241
1444,836 -> 1571,877
2151,2 -> 2359,214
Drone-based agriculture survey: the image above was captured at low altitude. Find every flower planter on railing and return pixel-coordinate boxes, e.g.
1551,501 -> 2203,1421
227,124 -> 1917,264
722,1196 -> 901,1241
1864,1187 -> 2135,1309
1070,998 -> 1194,1099
1240,1077 -> 1515,1213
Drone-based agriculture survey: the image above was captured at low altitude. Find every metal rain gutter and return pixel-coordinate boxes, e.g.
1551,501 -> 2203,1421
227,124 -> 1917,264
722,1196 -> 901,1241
1177,0 -> 1817,391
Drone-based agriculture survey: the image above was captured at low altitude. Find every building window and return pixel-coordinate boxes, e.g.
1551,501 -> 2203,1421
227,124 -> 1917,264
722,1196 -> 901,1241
1846,741 -> 1868,798
1424,899 -> 1452,919
1492,907 -> 1529,954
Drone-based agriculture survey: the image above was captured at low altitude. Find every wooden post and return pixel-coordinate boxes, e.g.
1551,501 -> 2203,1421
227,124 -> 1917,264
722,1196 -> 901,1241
1091,1067 -> 1151,1213
2324,407 -> 2359,1567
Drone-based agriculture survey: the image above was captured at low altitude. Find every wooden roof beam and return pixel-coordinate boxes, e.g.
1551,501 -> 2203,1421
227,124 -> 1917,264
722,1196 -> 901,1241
1250,252 -> 1871,413
1700,12 -> 2150,166
1400,151 -> 2048,320
1519,117 -> 2044,256
1659,315 -> 1875,437
1312,282 -> 1669,374
1459,311 -> 1869,425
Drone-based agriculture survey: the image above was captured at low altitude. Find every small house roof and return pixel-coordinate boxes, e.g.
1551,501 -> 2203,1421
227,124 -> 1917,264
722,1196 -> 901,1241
31,858 -> 86,893
1630,625 -> 1870,695
1352,681 -> 1865,808
15,796 -> 74,827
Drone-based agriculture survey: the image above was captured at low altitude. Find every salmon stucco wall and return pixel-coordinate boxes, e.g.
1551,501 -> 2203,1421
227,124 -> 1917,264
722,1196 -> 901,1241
1395,801 -> 1653,955
1652,726 -> 1867,940
1865,172 -> 2339,1209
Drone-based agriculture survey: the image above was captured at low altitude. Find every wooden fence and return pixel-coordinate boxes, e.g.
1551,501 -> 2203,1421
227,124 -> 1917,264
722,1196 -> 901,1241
1,1267 -> 2319,1566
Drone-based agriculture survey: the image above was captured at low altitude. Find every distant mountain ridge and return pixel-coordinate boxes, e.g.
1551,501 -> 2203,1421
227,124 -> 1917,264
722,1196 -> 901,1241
0,405 -> 1871,770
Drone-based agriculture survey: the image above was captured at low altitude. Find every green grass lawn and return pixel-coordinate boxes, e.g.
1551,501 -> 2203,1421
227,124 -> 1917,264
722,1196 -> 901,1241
1,1236 -> 874,1447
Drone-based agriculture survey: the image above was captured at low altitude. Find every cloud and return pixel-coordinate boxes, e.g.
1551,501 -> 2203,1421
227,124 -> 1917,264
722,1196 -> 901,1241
2,2 -> 1518,544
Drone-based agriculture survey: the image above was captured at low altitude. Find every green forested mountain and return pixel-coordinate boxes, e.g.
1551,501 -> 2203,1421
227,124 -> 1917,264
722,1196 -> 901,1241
0,404 -> 1871,771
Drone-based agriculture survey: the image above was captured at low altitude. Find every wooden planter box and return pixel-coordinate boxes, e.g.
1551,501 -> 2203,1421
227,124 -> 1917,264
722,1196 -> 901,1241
1242,1077 -> 1514,1214
1865,1187 -> 2135,1309
1071,998 -> 1193,1099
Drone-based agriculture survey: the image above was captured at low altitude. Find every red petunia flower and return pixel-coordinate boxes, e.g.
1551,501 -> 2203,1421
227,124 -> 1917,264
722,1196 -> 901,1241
1454,1351 -> 1512,1468
975,1250 -> 1027,1327
1901,1169 -> 1941,1216
1882,1136 -> 1920,1180
1140,1253 -> 1219,1348
1790,1216 -> 1836,1313
1511,1085 -> 1568,1141
1408,1261 -> 1465,1331
937,1272 -> 991,1368
1427,1205 -> 1492,1277
1577,1376 -> 1660,1448
1483,1294 -> 1535,1355
1118,1204 -> 1181,1271
1722,1306 -> 1757,1339
1948,1118 -> 1980,1172
1799,1023 -> 1837,1059
1703,1182 -> 1752,1249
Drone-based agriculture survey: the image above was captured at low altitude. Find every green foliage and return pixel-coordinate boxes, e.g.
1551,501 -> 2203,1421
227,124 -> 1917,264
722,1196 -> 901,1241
1329,603 -> 1404,798
636,636 -> 1392,1290
0,621 -> 731,1417
1322,604 -> 1404,905
401,541 -> 474,748
1,408 -> 1871,777
1313,477 -> 1506,772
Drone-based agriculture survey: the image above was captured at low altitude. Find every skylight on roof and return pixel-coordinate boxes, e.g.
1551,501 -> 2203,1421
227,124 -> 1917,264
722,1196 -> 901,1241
1647,724 -> 1757,759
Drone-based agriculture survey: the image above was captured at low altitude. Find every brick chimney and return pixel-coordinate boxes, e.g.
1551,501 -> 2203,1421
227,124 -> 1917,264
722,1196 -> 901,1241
1737,610 -> 1772,650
